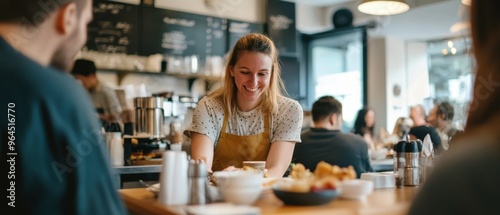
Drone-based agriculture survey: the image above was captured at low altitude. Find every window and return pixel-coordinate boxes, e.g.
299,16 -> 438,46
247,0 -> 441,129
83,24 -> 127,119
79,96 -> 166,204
304,27 -> 367,131
427,36 -> 474,129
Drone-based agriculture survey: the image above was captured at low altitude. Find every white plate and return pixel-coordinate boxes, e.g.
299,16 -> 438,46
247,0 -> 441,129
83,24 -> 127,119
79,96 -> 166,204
148,180 -> 274,193
148,183 -> 223,201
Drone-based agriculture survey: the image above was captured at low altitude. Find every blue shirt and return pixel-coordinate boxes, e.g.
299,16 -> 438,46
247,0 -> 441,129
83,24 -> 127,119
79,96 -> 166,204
0,37 -> 126,215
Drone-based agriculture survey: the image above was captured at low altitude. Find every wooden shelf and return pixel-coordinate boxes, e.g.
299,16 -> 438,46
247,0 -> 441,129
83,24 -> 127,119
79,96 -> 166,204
97,69 -> 223,85
97,69 -> 222,90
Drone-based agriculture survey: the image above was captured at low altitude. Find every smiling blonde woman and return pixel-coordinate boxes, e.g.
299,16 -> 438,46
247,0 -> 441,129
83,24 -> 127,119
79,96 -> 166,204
185,33 -> 303,178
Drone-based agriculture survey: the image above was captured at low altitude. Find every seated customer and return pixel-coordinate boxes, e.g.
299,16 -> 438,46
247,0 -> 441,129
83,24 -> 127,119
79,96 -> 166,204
427,101 -> 463,150
392,117 -> 414,139
292,96 -> 373,178
352,107 -> 377,151
377,117 -> 413,148
408,104 -> 442,153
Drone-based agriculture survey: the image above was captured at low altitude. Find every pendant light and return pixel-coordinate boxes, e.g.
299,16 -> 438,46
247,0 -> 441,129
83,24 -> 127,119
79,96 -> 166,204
358,0 -> 410,16
450,0 -> 471,33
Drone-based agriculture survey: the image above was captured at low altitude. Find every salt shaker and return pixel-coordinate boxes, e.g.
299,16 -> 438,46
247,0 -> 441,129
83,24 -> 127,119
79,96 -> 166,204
393,140 -> 406,187
188,159 -> 208,205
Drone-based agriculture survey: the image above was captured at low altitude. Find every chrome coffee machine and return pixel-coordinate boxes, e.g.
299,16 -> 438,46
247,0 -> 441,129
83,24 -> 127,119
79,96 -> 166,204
152,92 -> 197,135
123,96 -> 167,165
134,96 -> 165,138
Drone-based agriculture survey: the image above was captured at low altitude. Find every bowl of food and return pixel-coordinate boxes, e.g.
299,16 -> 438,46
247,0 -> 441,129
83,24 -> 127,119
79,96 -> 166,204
271,162 -> 356,206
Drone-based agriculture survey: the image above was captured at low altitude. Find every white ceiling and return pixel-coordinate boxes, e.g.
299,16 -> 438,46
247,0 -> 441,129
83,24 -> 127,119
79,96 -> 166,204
284,0 -> 469,41
372,0 -> 467,41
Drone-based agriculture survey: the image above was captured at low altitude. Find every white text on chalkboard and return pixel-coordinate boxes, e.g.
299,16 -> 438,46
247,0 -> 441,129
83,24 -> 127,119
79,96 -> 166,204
163,17 -> 195,27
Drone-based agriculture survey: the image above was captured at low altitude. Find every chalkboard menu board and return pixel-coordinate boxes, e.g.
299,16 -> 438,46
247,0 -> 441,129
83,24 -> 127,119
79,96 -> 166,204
228,20 -> 264,50
206,17 -> 228,57
85,0 -> 139,54
267,0 -> 296,55
140,7 -> 227,58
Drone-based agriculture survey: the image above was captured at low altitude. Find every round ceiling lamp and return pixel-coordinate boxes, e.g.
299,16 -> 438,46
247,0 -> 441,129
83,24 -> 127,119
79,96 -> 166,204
461,0 -> 471,6
358,0 -> 410,16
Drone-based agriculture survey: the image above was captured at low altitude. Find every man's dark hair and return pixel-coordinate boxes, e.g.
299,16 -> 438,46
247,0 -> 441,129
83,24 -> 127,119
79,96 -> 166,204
71,59 -> 96,76
0,0 -> 86,26
311,96 -> 342,122
436,101 -> 454,121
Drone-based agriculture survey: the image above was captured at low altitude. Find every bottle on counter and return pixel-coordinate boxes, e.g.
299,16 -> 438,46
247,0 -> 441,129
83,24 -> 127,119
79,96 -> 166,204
169,117 -> 184,151
105,122 -> 123,166
393,134 -> 422,187
403,140 -> 421,186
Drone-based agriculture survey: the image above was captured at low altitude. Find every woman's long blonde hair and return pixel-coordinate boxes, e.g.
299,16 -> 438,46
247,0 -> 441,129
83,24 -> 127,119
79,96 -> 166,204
210,33 -> 286,116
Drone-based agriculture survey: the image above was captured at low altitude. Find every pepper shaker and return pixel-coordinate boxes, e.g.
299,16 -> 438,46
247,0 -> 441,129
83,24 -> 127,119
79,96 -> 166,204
188,159 -> 208,205
394,140 -> 406,187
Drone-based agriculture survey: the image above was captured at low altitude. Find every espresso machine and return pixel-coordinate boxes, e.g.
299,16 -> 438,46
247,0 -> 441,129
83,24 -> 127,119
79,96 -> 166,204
123,96 -> 167,165
151,92 -> 197,136
134,96 -> 165,138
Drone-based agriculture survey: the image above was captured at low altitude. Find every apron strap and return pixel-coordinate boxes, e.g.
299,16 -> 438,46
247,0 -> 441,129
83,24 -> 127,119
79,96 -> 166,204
264,114 -> 270,135
220,112 -> 229,138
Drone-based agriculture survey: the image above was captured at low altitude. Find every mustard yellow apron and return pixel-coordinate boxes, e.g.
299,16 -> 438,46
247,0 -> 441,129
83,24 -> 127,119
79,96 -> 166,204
212,113 -> 271,171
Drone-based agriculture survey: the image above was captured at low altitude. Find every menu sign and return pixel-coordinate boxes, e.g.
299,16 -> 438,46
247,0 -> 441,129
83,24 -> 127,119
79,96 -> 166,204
228,20 -> 264,50
140,7 -> 227,58
206,17 -> 228,57
85,0 -> 139,54
266,0 -> 296,55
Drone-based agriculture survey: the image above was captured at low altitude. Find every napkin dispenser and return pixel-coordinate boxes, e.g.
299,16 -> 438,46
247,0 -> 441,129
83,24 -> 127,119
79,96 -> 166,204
360,172 -> 395,189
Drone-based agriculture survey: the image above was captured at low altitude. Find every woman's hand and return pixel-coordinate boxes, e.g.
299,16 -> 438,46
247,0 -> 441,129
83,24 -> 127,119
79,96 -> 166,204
265,141 -> 295,178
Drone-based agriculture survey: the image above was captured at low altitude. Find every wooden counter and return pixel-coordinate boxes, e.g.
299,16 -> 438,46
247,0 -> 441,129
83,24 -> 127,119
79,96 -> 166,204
119,186 -> 419,215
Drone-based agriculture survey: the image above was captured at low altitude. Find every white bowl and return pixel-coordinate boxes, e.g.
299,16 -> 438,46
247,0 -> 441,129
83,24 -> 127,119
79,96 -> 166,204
339,179 -> 374,200
220,186 -> 262,205
213,170 -> 263,189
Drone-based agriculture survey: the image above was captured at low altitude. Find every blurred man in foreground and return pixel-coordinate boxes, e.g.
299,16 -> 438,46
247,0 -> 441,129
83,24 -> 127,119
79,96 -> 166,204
0,0 -> 126,214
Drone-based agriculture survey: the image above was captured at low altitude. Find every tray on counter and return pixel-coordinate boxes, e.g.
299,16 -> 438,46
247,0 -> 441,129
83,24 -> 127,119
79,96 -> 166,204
129,158 -> 162,166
